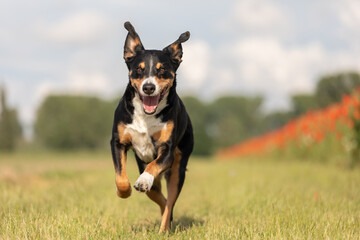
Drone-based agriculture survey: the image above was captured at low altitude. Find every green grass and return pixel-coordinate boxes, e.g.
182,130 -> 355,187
1,152 -> 359,239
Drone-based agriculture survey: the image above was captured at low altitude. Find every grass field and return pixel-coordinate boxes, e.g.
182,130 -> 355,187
1,152 -> 359,239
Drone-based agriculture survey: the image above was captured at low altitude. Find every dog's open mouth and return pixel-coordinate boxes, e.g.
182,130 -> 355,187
141,95 -> 160,114
140,87 -> 168,114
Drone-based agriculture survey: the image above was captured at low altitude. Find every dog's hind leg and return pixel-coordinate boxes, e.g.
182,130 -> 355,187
147,176 -> 166,215
159,148 -> 185,233
159,122 -> 193,233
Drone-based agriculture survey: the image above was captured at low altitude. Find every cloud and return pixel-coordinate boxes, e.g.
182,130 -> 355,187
233,38 -> 325,91
233,0 -> 288,30
212,37 -> 360,109
219,0 -> 291,36
337,0 -> 360,32
211,0 -> 360,108
178,40 -> 211,91
40,10 -> 111,45
66,71 -> 111,96
334,0 -> 360,50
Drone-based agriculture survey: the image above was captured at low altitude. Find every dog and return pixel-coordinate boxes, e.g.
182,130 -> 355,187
110,21 -> 194,233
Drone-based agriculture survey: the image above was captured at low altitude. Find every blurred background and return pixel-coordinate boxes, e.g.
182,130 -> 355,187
1,0 -> 360,158
2,1 -> 360,238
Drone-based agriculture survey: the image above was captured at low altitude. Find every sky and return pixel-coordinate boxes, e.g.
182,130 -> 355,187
1,0 -> 360,138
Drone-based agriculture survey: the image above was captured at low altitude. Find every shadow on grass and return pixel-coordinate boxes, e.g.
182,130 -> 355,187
172,216 -> 204,232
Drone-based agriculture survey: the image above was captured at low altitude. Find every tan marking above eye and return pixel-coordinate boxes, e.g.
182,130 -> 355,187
156,62 -> 163,69
139,62 -> 145,69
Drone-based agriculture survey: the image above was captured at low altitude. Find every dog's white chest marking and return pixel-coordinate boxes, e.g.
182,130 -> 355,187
124,95 -> 167,163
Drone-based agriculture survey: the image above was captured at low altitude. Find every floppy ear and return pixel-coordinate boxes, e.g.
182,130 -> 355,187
163,31 -> 190,64
123,21 -> 144,62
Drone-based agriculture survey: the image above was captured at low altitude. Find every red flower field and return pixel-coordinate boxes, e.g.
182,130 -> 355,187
218,91 -> 360,159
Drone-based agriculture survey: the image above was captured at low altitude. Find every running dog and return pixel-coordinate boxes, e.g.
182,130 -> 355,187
110,21 -> 194,233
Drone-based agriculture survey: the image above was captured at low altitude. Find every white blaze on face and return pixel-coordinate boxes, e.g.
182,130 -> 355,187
140,77 -> 160,96
140,56 -> 160,96
140,76 -> 161,114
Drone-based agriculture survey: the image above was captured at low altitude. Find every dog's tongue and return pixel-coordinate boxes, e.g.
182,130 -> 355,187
142,95 -> 160,113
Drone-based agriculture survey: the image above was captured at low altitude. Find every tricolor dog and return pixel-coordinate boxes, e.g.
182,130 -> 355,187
110,22 -> 194,233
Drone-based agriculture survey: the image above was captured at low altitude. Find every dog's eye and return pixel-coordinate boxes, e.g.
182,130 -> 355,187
158,67 -> 166,74
136,67 -> 144,74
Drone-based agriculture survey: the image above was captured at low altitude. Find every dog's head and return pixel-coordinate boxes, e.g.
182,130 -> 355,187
123,21 -> 190,115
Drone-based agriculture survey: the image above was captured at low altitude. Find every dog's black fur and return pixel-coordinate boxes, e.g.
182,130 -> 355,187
110,22 -> 194,233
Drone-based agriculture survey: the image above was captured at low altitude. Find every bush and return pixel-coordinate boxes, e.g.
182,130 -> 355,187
35,95 -> 115,150
0,86 -> 22,151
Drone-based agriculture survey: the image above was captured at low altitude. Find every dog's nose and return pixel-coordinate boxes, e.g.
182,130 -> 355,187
143,83 -> 156,95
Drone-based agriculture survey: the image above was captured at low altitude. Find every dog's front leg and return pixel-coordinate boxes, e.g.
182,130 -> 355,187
111,137 -> 132,198
134,144 -> 173,192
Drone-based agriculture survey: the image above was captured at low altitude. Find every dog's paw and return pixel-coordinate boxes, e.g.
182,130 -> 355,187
115,177 -> 132,199
134,172 -> 154,192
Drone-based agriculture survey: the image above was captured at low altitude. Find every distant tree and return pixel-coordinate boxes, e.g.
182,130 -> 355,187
315,72 -> 360,108
35,95 -> 114,150
208,96 -> 263,149
291,94 -> 319,117
0,86 -> 22,151
261,111 -> 294,132
182,96 -> 213,156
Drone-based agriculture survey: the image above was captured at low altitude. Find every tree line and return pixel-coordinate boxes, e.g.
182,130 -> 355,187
1,71 -> 360,154
0,86 -> 22,151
